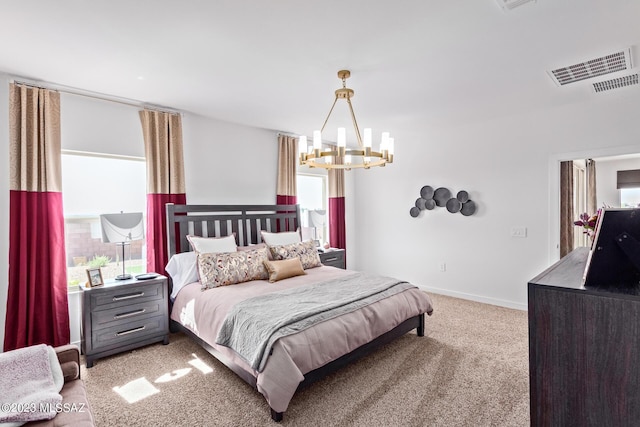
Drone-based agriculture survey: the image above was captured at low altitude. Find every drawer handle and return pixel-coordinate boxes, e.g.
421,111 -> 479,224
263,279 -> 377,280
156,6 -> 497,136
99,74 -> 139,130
324,257 -> 338,262
115,326 -> 146,337
114,308 -> 146,320
113,292 -> 145,302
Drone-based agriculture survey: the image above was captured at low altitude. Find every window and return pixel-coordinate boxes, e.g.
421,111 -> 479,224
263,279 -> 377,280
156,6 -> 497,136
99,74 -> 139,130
621,188 -> 640,208
62,152 -> 147,288
572,163 -> 589,248
296,173 -> 328,244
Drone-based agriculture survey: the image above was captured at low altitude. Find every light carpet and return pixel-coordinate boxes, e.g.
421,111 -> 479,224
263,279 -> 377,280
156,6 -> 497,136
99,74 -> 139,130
82,293 -> 529,426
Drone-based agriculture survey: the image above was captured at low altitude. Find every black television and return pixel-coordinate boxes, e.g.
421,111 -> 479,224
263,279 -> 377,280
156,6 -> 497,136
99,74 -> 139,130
582,208 -> 640,287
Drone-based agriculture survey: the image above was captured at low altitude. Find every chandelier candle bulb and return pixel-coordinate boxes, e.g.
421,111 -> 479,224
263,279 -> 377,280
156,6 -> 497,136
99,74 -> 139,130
364,128 -> 372,148
345,154 -> 352,169
313,130 -> 322,158
337,127 -> 346,147
337,127 -> 346,156
299,135 -> 308,163
388,137 -> 394,163
313,130 -> 322,149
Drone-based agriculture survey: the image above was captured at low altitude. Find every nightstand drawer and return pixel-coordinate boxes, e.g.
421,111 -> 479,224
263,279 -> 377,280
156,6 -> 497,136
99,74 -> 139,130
91,315 -> 167,351
320,250 -> 346,269
90,281 -> 164,310
91,299 -> 165,330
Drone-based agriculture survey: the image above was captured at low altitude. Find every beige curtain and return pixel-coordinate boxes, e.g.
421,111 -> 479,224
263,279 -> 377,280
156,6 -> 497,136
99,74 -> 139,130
586,158 -> 597,215
276,135 -> 298,203
560,161 -> 574,258
9,86 -> 62,193
139,109 -> 186,273
139,110 -> 186,195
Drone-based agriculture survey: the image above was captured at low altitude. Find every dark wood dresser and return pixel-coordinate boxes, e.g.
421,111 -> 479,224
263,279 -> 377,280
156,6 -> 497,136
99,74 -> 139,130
81,275 -> 169,368
528,247 -> 640,426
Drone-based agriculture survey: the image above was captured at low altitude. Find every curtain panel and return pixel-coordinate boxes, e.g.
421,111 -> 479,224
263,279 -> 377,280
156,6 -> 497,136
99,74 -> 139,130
559,160 -> 574,258
328,160 -> 346,250
5,83 -> 70,351
586,159 -> 597,216
276,135 -> 298,205
139,110 -> 186,274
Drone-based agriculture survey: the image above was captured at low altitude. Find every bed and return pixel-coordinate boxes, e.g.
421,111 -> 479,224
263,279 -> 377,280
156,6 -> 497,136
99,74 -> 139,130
165,203 -> 433,421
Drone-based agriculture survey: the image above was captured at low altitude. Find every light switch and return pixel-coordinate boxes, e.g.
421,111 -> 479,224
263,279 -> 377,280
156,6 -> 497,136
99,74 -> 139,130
511,226 -> 527,238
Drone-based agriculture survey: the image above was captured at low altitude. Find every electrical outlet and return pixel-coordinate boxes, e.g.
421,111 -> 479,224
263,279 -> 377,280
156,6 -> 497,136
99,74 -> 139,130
511,226 -> 527,238
439,262 -> 446,272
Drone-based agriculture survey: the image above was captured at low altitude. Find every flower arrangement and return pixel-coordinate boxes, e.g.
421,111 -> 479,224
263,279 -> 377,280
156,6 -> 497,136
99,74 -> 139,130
573,211 -> 599,238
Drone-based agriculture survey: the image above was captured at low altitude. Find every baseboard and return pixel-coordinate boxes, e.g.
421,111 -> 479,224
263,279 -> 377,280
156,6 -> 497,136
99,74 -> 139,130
416,284 -> 527,311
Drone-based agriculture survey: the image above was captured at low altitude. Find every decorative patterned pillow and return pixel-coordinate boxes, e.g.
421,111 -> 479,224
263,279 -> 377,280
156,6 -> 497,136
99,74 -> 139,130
263,258 -> 306,283
198,247 -> 269,290
237,243 -> 273,260
268,240 -> 322,270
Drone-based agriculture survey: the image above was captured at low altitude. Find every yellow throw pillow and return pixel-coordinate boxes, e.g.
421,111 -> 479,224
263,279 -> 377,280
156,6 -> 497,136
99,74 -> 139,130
263,258 -> 306,283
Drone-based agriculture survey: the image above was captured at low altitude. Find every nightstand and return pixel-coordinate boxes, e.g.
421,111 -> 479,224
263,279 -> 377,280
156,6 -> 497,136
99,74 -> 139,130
81,275 -> 169,368
319,249 -> 346,269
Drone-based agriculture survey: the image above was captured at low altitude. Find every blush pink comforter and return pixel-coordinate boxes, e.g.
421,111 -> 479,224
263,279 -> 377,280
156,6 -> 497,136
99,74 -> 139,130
170,266 -> 433,413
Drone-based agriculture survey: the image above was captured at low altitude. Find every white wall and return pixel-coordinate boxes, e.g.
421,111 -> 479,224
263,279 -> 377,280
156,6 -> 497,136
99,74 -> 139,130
596,157 -> 640,208
0,89 -> 282,351
350,90 -> 640,310
182,114 -> 277,204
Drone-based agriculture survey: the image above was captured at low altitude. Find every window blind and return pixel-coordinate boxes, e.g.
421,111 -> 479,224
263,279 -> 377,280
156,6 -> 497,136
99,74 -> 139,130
617,169 -> 640,189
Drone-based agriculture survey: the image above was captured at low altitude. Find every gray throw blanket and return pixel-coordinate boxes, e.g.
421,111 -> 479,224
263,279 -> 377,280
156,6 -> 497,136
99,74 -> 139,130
216,272 -> 415,371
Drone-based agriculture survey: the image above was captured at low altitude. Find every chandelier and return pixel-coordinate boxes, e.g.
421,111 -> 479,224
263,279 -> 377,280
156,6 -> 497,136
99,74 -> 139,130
298,70 -> 394,170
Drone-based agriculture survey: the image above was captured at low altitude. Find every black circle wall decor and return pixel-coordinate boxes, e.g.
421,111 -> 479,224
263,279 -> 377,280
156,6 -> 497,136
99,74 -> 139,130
461,200 -> 477,216
420,185 -> 434,199
434,187 -> 451,207
456,190 -> 469,203
424,199 -> 436,210
446,198 -> 462,213
409,185 -> 477,217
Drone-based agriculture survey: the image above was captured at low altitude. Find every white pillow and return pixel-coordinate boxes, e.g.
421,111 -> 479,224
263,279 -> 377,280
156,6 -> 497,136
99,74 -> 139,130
166,252 -> 199,299
186,234 -> 237,253
260,230 -> 301,246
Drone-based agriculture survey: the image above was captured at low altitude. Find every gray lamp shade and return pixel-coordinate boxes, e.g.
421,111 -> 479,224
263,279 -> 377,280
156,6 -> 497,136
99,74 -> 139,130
100,212 -> 144,243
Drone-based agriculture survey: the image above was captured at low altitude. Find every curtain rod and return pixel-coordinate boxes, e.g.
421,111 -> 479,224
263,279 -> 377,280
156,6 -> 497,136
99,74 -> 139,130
277,131 -> 300,138
10,77 -> 182,115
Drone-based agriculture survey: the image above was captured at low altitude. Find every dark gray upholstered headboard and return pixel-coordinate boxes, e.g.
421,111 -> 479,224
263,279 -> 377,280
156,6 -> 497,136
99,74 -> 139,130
165,204 -> 301,258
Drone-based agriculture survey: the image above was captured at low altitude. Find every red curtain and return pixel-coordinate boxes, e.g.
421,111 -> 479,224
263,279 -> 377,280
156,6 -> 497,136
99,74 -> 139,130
147,193 -> 187,272
5,84 -> 69,351
276,195 -> 297,205
329,196 -> 346,249
328,163 -> 346,250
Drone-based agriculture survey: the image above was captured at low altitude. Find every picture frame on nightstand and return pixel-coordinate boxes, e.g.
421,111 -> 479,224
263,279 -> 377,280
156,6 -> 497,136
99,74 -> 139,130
86,267 -> 104,288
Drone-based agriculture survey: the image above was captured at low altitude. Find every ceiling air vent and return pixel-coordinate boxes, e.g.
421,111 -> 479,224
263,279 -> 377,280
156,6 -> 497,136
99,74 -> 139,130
495,0 -> 536,11
593,74 -> 639,93
549,49 -> 633,86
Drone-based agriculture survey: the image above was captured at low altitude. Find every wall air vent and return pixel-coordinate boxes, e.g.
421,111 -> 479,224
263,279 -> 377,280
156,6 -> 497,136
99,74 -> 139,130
495,0 -> 536,11
549,49 -> 633,86
593,74 -> 639,93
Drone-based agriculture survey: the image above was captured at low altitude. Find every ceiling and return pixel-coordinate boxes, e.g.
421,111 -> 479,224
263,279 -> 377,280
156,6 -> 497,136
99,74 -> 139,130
1,0 -> 639,145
